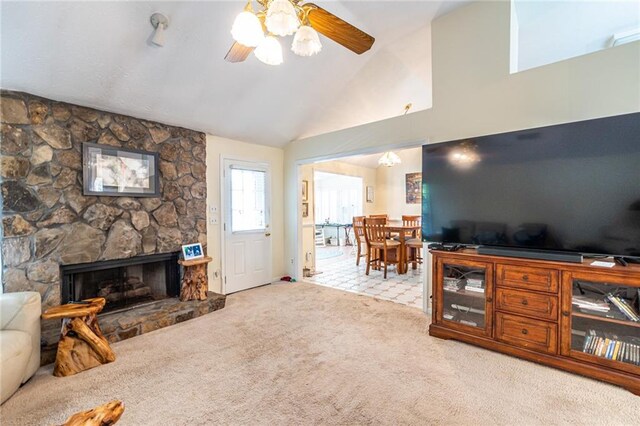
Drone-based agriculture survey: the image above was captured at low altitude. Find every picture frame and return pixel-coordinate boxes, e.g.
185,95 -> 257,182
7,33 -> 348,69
302,202 -> 309,218
302,180 -> 309,201
181,243 -> 204,261
405,172 -> 422,204
366,186 -> 374,203
82,142 -> 160,197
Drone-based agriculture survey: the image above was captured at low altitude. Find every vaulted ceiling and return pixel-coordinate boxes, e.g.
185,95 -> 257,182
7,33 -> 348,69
1,1 -> 468,147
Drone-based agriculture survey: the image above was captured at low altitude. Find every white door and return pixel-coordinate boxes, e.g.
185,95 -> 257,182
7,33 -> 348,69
223,159 -> 272,294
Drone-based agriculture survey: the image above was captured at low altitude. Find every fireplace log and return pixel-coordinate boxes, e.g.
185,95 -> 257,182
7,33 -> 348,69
42,297 -> 116,377
178,256 -> 212,301
61,400 -> 125,426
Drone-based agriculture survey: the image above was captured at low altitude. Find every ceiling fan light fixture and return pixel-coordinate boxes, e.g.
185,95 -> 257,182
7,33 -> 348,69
378,151 -> 402,167
292,25 -> 322,56
265,0 -> 300,36
231,3 -> 264,47
255,34 -> 284,65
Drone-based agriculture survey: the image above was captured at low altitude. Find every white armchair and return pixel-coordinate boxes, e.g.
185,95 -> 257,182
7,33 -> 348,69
0,291 -> 41,404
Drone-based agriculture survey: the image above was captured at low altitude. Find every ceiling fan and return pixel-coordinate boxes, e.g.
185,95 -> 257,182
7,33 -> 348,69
225,0 -> 375,65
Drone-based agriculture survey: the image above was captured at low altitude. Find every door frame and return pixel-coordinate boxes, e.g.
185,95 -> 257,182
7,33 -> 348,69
220,155 -> 272,295
294,140 -> 430,312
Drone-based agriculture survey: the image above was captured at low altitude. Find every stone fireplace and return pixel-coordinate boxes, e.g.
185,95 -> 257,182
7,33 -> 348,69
61,253 -> 180,313
1,90 -> 225,365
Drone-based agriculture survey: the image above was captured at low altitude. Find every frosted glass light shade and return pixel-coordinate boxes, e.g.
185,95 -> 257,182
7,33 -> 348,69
231,10 -> 264,47
291,25 -> 322,56
151,23 -> 166,47
378,151 -> 402,167
265,0 -> 300,36
255,35 -> 283,65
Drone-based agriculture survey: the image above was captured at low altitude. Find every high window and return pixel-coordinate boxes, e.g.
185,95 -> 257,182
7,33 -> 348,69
512,0 -> 640,72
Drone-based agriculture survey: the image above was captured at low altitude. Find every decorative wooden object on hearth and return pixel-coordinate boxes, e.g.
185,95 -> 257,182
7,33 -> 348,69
178,256 -> 213,301
42,297 -> 115,377
61,400 -> 125,426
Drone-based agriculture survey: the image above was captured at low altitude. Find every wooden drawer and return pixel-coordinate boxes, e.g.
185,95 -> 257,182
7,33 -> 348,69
495,288 -> 558,321
496,264 -> 559,294
495,312 -> 557,354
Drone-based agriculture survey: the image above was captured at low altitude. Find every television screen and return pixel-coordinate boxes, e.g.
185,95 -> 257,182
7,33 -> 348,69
421,112 -> 640,259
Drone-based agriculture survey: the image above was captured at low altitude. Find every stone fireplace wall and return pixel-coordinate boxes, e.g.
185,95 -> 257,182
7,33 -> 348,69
1,90 -> 207,353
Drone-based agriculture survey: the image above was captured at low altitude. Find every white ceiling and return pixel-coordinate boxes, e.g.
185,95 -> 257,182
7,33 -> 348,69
1,1 -> 468,147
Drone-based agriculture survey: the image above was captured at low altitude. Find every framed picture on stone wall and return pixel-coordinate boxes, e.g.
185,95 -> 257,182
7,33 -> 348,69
83,142 -> 160,197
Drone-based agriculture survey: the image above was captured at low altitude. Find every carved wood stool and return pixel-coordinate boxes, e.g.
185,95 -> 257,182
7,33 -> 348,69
61,400 -> 124,426
42,297 -> 115,377
178,256 -> 212,301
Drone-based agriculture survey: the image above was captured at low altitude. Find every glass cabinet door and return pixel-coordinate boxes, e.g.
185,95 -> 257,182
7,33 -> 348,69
436,259 -> 493,337
562,273 -> 640,374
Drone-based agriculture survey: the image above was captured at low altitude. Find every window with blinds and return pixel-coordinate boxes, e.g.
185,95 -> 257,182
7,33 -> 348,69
230,168 -> 266,232
314,171 -> 363,224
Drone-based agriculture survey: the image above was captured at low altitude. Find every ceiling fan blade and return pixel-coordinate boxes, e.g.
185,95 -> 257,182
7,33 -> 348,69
306,4 -> 375,54
224,42 -> 255,63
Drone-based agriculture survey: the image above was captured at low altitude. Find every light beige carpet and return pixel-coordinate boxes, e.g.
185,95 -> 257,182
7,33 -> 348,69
1,282 -> 638,425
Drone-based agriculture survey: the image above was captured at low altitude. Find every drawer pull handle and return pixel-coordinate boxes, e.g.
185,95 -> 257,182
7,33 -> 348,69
522,275 -> 529,281
521,328 -> 528,335
521,299 -> 528,306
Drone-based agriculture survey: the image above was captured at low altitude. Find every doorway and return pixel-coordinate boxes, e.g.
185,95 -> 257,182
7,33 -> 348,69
222,159 -> 272,294
299,148 -> 426,310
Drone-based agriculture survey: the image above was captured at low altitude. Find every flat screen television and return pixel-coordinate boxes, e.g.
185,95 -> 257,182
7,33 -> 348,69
421,112 -> 640,261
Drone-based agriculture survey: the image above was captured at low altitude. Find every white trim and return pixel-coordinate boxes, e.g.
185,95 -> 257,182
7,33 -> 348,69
302,139 -> 426,166
220,154 -> 273,295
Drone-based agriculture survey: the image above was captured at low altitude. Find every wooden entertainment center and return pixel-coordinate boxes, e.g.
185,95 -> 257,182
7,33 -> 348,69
429,249 -> 640,395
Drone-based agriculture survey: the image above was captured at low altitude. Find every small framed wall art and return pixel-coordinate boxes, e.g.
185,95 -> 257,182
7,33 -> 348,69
83,142 -> 160,197
302,180 -> 309,201
405,172 -> 422,204
302,202 -> 309,218
366,186 -> 374,203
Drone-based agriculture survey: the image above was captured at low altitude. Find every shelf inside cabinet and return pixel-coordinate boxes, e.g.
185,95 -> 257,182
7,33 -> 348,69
572,311 -> 640,329
443,288 -> 486,299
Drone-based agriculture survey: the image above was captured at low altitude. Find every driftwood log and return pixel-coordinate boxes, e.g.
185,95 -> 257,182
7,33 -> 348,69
178,256 -> 212,301
61,400 -> 124,426
42,297 -> 115,377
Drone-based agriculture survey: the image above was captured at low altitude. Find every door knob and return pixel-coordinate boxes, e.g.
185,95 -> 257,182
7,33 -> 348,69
265,232 -> 271,237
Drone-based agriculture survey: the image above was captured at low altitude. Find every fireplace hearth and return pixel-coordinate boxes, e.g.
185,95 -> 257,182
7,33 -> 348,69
61,253 -> 180,314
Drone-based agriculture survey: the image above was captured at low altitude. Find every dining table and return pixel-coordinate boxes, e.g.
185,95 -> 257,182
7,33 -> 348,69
384,221 -> 421,274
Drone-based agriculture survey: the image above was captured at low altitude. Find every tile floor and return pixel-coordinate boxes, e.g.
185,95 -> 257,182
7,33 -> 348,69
304,246 -> 424,310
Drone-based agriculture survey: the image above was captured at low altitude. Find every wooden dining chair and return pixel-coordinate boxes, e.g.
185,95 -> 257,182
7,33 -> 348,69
403,215 -> 423,269
369,214 -> 389,223
363,217 -> 401,279
370,214 -> 392,237
352,216 -> 366,266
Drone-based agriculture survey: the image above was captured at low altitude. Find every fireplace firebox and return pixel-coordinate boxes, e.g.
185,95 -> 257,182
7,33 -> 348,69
61,253 -> 180,314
